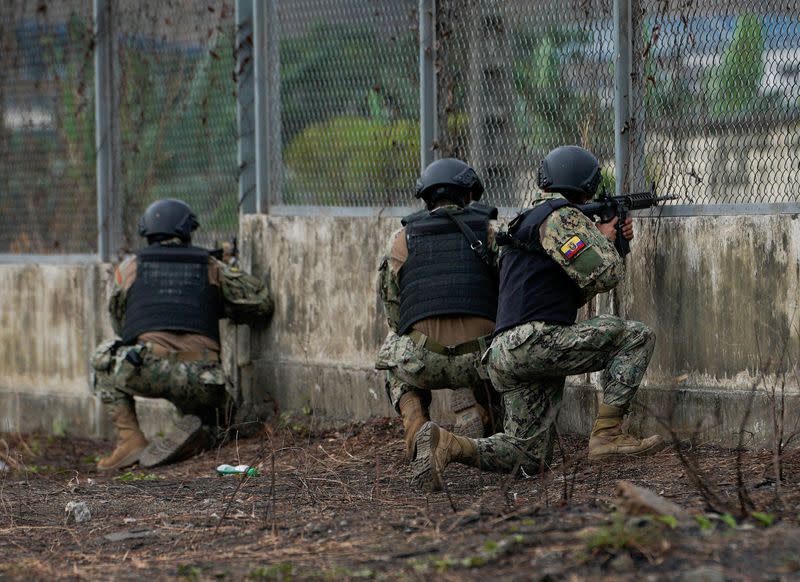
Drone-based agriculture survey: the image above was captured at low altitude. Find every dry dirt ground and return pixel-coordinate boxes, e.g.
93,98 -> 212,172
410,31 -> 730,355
2,416 -> 800,582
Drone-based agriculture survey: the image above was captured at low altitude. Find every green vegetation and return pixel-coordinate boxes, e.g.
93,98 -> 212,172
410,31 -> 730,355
584,514 -> 669,556
280,23 -> 417,145
706,14 -> 765,118
695,514 -> 714,531
512,28 -> 613,155
280,22 -> 418,205
118,29 -> 239,242
751,511 -> 776,527
284,116 -> 418,205
247,563 -> 294,580
177,564 -> 203,580
114,471 -> 161,482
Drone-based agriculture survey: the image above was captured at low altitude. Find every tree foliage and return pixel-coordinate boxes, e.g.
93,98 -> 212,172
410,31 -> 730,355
513,28 -> 614,157
706,14 -> 765,118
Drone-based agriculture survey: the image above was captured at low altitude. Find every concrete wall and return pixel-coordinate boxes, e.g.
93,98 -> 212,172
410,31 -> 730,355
0,263 -> 109,436
240,212 -> 800,447
0,262 -> 184,439
1,211 -> 798,448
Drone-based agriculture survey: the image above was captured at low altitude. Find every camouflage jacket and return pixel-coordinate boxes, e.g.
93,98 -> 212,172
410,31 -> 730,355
532,191 -> 624,305
109,250 -> 274,337
378,205 -> 501,331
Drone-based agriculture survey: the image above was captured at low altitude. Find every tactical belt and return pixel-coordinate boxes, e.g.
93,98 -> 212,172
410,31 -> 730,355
408,330 -> 487,357
148,344 -> 220,363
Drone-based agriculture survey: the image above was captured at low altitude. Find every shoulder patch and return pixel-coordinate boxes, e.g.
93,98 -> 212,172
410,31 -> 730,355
560,235 -> 590,261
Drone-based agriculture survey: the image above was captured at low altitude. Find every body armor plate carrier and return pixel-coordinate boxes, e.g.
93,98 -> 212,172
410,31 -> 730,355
397,203 -> 498,335
122,245 -> 223,344
494,199 -> 583,335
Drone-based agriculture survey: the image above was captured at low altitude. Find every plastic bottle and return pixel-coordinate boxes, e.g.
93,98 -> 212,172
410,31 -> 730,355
216,464 -> 259,477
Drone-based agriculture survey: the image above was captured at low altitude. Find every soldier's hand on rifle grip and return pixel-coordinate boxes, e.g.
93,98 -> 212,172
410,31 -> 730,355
621,217 -> 634,241
596,216 -> 619,242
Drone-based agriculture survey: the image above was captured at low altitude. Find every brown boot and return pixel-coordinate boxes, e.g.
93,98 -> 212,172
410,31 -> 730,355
451,388 -> 489,439
399,392 -> 430,460
588,404 -> 665,460
97,406 -> 149,471
411,421 -> 478,492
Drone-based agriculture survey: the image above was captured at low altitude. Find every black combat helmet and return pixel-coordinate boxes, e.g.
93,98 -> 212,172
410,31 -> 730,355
138,198 -> 199,242
415,158 -> 484,204
537,145 -> 602,200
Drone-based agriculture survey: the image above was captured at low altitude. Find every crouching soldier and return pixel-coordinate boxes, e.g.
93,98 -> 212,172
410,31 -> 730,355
91,198 -> 273,470
412,146 -> 663,491
375,158 -> 502,461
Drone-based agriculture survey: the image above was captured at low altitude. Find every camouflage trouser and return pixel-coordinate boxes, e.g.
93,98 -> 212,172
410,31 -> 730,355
90,340 -> 229,426
375,332 -> 497,421
478,314 -> 655,474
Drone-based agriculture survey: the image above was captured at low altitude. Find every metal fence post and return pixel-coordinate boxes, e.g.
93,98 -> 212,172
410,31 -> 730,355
237,0 -> 256,214
629,0 -> 646,191
419,0 -> 437,171
254,0 -> 281,212
613,0 -> 632,194
94,0 -> 121,261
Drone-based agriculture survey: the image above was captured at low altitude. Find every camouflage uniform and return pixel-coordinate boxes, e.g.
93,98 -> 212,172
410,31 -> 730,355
91,251 -> 273,425
479,193 -> 655,474
375,208 -> 500,422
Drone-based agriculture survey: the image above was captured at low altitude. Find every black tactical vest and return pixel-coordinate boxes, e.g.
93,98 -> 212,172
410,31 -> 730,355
121,244 -> 223,344
397,203 -> 499,335
494,200 -> 583,334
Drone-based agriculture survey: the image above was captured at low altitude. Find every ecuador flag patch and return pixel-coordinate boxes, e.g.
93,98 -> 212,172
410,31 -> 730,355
560,235 -> 588,261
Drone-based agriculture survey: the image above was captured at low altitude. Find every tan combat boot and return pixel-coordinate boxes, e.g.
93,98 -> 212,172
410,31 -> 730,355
97,406 -> 149,471
411,421 -> 478,492
451,387 -> 489,439
588,404 -> 665,460
399,392 -> 430,460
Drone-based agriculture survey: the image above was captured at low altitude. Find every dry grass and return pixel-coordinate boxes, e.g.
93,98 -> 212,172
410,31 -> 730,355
1,416 -> 799,581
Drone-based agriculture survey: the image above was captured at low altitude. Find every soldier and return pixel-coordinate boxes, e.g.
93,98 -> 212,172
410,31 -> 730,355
90,198 -> 273,470
375,158 -> 502,461
412,146 -> 663,491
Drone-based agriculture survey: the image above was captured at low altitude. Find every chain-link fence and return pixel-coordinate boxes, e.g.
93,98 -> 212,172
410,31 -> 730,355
0,0 -> 241,255
0,1 -> 96,254
276,0 -> 419,207
641,1 -> 800,205
116,1 -> 239,251
435,0 -> 615,210
2,0 -> 799,255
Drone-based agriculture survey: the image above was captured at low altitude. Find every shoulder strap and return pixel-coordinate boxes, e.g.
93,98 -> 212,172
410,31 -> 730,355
497,199 -> 571,254
441,208 -> 492,265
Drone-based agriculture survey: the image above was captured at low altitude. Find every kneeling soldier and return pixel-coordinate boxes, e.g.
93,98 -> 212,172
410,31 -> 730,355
412,146 -> 663,491
376,158 -> 502,461
91,198 -> 273,470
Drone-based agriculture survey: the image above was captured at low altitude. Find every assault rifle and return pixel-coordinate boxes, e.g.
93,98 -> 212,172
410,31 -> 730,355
577,185 -> 676,257
210,236 -> 238,267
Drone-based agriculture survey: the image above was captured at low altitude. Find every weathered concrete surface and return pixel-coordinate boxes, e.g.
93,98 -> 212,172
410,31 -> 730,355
1,212 -> 798,449
241,214 -> 395,422
0,263 -> 108,436
0,262 -> 176,439
242,212 -> 799,447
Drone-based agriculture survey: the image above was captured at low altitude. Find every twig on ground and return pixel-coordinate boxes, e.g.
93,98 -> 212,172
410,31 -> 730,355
651,399 -> 729,514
